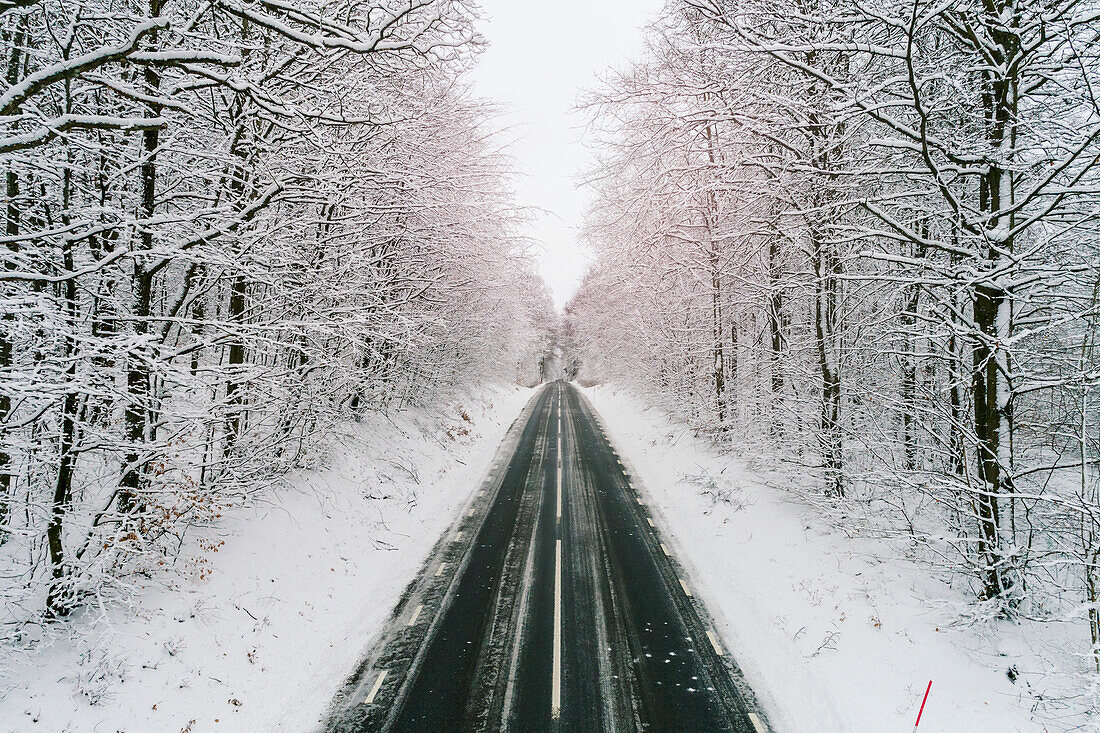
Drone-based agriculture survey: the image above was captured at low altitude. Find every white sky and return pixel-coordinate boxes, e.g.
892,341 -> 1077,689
468,1 -> 665,308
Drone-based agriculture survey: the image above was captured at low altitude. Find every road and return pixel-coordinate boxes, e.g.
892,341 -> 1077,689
327,382 -> 768,732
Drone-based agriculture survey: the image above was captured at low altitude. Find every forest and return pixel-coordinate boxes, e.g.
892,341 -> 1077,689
0,0 -> 553,624
566,0 -> 1100,682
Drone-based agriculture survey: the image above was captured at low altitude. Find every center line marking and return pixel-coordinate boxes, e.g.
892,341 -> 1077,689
364,670 -> 387,705
552,538 -> 562,719
556,457 -> 563,520
406,604 -> 422,626
679,578 -> 693,597
435,562 -> 448,577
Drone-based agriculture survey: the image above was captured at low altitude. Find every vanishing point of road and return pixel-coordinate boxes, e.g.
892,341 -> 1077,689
327,381 -> 769,732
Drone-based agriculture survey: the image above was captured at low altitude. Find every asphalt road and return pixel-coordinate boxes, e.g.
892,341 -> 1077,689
327,382 -> 768,732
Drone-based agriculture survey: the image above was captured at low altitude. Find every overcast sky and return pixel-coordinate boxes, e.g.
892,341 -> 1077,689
467,1 -> 664,308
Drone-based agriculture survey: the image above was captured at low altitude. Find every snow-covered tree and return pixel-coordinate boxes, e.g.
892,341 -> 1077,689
0,0 -> 553,620
571,0 -> 1100,677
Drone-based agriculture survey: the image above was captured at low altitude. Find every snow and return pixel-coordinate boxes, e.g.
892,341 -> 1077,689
582,384 -> 1082,733
2,380 -> 1086,732
0,385 -> 533,732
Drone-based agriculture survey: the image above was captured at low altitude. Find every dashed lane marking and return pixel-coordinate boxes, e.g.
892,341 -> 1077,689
706,629 -> 723,654
556,457 -> 563,520
552,539 -> 562,718
679,578 -> 692,597
749,712 -> 766,732
364,670 -> 387,705
407,604 -> 422,626
435,562 -> 448,577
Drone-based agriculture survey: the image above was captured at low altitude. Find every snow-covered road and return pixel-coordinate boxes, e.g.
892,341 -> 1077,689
328,381 -> 767,732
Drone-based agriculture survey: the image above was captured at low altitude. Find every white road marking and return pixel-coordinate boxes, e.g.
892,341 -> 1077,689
435,562 -> 448,577
661,543 -> 671,556
364,670 -> 387,704
407,604 -> 422,626
679,578 -> 693,597
706,629 -> 723,654
556,455 -> 563,520
749,712 -> 766,732
552,539 -> 562,719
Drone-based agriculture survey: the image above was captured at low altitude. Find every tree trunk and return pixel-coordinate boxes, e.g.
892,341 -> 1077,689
900,250 -> 923,470
221,24 -> 257,458
1088,556 -> 1100,673
767,235 -> 785,434
0,164 -> 17,542
729,320 -> 738,416
223,274 -> 247,452
189,267 -> 204,376
119,7 -> 164,515
702,118 -> 725,428
968,1 -> 1020,603
900,307 -> 917,471
46,166 -> 80,617
807,126 -> 843,497
710,243 -> 724,426
0,17 -> 26,542
972,283 -> 1011,600
812,230 -> 843,498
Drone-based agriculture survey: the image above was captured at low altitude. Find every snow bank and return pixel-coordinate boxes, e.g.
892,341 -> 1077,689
0,385 -> 533,732
583,384 -> 1071,733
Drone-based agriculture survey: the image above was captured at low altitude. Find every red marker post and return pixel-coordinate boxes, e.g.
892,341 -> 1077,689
913,680 -> 932,731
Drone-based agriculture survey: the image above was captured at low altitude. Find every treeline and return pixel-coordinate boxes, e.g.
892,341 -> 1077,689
0,0 -> 553,621
567,0 -> 1100,678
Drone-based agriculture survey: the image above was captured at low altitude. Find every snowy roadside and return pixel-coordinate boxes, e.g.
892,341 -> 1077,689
582,384 -> 1069,733
0,385 -> 533,733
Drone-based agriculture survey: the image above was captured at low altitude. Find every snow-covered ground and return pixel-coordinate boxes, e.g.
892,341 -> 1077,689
0,385 -> 533,733
583,384 -> 1086,733
3,381 -> 1086,732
